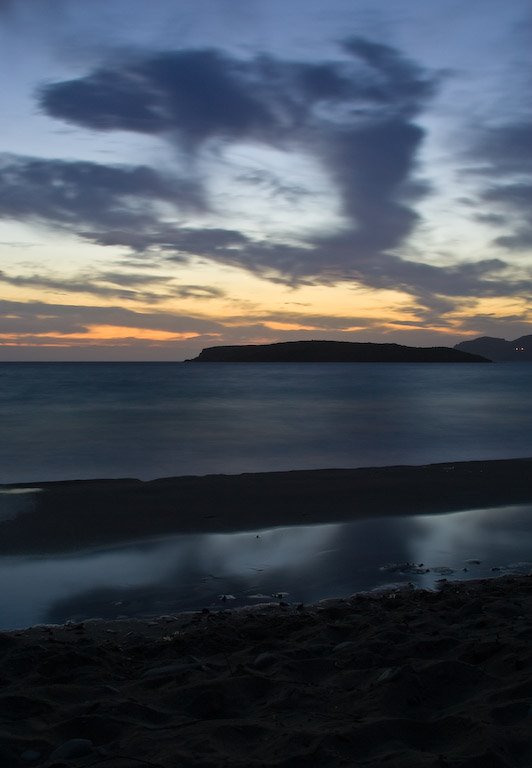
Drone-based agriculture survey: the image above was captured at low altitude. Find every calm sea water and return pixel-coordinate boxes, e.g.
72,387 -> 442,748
1,362 -> 531,483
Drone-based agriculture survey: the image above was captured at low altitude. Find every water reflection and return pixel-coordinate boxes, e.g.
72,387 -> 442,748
0,503 -> 531,629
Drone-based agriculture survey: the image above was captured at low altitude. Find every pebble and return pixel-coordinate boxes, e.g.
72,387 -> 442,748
332,641 -> 357,654
377,667 -> 396,683
49,739 -> 94,760
254,652 -> 278,669
141,662 -> 192,679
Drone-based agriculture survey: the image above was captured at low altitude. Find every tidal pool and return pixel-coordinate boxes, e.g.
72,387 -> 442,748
1,503 -> 531,629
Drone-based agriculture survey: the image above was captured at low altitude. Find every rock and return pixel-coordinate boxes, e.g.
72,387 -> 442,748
21,750 -> 41,762
377,667 -> 396,683
49,739 -> 94,760
332,641 -> 357,654
141,662 -> 192,679
254,652 -> 278,669
380,562 -> 429,575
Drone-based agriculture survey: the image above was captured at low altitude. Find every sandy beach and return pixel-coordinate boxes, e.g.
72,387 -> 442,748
1,575 -> 532,767
1,458 -> 532,766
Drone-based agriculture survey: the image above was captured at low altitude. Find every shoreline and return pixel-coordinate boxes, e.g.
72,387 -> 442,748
2,574 -> 532,766
1,457 -> 532,554
2,460 -> 532,765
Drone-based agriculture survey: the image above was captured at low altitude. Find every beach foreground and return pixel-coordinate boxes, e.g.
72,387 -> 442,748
2,575 -> 532,767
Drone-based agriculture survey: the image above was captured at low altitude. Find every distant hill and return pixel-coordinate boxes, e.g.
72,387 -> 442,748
454,335 -> 532,362
187,340 -> 490,363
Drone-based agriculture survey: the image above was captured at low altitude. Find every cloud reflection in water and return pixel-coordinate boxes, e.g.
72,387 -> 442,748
0,503 -> 531,629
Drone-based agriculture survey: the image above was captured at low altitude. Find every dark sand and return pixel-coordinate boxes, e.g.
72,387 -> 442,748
1,458 -> 532,766
2,576 -> 532,767
2,457 -> 532,554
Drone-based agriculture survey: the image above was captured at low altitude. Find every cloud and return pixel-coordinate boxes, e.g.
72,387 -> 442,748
468,120 -> 532,252
340,37 -> 435,115
0,267 -> 225,304
39,37 -> 436,139
474,122 -> 532,175
481,182 -> 532,249
0,299 -> 222,336
173,284 -> 224,299
0,37 -> 523,312
0,268 -> 164,302
40,49 -> 278,142
0,154 -> 204,232
35,40 -> 437,281
235,169 -> 311,203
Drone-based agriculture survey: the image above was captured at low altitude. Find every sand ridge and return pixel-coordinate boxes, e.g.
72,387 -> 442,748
2,575 -> 532,767
2,458 -> 532,554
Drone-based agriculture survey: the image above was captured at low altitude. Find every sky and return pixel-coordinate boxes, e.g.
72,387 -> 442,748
0,0 -> 531,360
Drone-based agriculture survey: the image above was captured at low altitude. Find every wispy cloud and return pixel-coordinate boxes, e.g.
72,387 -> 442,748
467,119 -> 532,251
0,267 -> 225,304
0,154 -> 204,232
0,298 -> 222,337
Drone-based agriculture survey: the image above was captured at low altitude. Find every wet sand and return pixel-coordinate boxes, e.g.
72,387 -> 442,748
1,457 -> 532,554
2,575 -> 532,766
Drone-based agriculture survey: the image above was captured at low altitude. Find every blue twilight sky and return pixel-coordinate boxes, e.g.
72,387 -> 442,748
0,0 -> 531,359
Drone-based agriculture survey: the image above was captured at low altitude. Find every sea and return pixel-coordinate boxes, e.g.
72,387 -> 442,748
1,361 -> 532,483
1,361 -> 532,628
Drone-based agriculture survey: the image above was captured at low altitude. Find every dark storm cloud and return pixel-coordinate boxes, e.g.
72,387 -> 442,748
0,154 -> 204,231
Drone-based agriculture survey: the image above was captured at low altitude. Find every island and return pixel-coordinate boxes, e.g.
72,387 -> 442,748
186,340 -> 490,363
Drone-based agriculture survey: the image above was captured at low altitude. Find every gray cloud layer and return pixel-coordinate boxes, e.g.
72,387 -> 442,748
470,120 -> 532,252
0,298 -> 221,336
0,154 -> 204,231
38,39 -> 434,269
35,40 -> 440,285
0,38 -> 527,312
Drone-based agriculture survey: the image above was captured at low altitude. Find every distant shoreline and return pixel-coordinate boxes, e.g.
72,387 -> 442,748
1,457 -> 531,555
